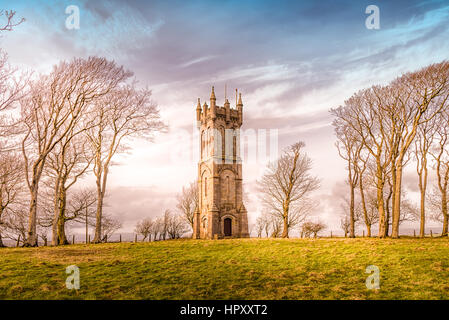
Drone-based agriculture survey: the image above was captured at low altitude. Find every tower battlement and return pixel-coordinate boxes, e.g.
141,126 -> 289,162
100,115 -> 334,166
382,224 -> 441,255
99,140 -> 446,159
196,86 -> 243,127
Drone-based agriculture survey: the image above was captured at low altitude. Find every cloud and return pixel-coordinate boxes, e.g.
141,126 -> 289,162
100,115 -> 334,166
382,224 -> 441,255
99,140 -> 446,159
2,0 -> 449,233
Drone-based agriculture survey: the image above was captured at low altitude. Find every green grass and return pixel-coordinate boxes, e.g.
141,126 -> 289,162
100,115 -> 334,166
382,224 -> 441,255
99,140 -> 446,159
1,237 -> 449,299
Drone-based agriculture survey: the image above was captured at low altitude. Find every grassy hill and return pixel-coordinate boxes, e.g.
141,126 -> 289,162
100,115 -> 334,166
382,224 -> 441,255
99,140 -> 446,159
1,238 -> 449,299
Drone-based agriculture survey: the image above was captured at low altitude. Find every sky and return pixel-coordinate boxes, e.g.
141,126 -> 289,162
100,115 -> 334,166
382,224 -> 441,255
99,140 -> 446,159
1,0 -> 449,235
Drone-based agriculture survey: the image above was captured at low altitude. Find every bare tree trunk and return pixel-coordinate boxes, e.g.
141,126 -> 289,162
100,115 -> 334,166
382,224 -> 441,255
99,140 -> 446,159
418,164 -> 428,238
435,154 -> 448,236
93,150 -> 111,243
26,186 -> 39,247
85,208 -> 88,243
359,175 -> 371,237
349,184 -> 355,238
93,175 -> 104,243
376,161 -> 387,238
281,207 -> 289,238
385,184 -> 392,237
442,192 -> 448,236
416,135 -> 430,238
52,179 -> 61,245
391,161 -> 404,238
0,206 -> 4,247
57,190 -> 69,245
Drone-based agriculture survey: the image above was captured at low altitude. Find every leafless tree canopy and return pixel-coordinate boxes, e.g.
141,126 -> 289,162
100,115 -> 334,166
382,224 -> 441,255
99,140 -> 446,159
331,61 -> 449,238
301,221 -> 326,238
176,181 -> 198,232
0,10 -> 24,32
86,83 -> 166,243
258,141 -> 319,238
19,57 -> 133,246
135,218 -> 154,241
136,210 -> 189,241
0,54 -> 168,247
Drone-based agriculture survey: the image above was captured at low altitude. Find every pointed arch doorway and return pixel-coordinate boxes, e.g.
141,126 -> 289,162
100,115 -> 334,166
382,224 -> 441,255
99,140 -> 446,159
224,218 -> 232,237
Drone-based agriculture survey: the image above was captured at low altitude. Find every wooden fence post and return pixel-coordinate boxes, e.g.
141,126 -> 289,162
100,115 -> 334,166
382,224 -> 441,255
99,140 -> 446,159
72,235 -> 75,245
363,230 -> 365,237
88,235 -> 91,244
135,234 -> 137,243
105,235 -> 108,243
119,234 -> 122,243
330,231 -> 332,238
16,235 -> 20,247
413,230 -> 416,237
430,230 -> 433,238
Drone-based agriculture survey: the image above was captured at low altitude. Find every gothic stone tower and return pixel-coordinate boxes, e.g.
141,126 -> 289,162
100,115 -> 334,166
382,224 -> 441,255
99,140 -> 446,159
193,87 -> 249,239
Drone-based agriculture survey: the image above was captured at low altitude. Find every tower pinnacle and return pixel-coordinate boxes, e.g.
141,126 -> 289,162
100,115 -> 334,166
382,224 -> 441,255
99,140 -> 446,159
196,98 -> 201,121
210,86 -> 216,119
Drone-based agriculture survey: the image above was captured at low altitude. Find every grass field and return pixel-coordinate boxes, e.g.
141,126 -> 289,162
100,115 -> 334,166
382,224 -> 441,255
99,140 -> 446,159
1,237 -> 449,300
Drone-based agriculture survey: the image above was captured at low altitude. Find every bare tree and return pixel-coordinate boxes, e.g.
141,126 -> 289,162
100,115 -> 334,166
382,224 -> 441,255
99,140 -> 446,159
37,224 -> 49,246
356,155 -> 378,237
0,10 -> 24,32
152,217 -> 163,241
255,215 -> 264,238
269,215 -> 282,238
389,62 -> 449,238
255,212 -> 273,238
333,120 -> 362,238
86,85 -> 165,243
0,152 -> 23,246
428,187 -> 449,232
413,116 -> 437,237
1,204 -> 28,246
331,61 -> 449,238
340,215 -> 350,237
0,50 -> 29,155
258,142 -> 319,238
263,213 -> 271,238
176,181 -> 198,232
167,213 -> 189,239
429,111 -> 449,235
20,57 -> 130,246
301,221 -> 326,238
0,50 -> 27,115
135,218 -> 153,241
46,133 -> 93,245
338,195 -> 362,237
331,90 -> 391,238
158,209 -> 171,240
362,186 -> 380,236
100,215 -> 122,242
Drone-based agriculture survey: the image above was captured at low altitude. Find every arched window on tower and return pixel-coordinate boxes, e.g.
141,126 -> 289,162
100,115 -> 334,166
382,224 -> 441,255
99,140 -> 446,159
206,128 -> 210,158
233,135 -> 237,160
204,177 -> 207,198
226,176 -> 230,201
201,130 -> 205,159
221,127 -> 225,161
210,130 -> 214,157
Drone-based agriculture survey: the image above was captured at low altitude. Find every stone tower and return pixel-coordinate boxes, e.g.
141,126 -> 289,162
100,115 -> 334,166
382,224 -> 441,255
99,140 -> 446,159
193,86 -> 249,239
